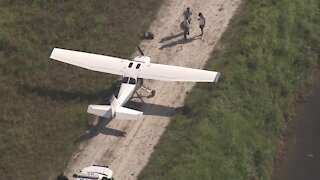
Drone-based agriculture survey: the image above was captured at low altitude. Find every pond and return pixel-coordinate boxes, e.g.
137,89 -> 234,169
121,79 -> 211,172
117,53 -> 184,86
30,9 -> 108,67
274,82 -> 320,180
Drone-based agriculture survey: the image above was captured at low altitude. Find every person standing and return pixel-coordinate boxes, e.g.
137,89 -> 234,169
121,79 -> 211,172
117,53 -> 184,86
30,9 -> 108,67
183,18 -> 190,40
183,7 -> 192,23
198,13 -> 206,37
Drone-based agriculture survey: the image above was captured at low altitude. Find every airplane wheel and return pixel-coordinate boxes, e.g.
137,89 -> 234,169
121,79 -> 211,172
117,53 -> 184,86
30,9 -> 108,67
147,90 -> 156,98
151,90 -> 156,97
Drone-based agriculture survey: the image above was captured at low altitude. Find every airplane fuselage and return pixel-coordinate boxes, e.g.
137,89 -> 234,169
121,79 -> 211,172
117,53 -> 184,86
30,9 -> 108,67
111,55 -> 148,109
111,77 -> 142,109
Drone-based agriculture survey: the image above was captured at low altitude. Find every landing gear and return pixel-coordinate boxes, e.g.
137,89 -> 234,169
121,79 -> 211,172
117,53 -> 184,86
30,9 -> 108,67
134,86 -> 155,103
141,86 -> 156,98
135,91 -> 145,103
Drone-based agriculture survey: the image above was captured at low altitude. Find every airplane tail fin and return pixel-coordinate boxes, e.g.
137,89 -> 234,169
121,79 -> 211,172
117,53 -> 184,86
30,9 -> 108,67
115,107 -> 143,120
87,105 -> 112,118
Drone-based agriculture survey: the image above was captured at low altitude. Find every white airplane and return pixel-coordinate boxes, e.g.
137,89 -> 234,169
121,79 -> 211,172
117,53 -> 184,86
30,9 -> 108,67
50,47 -> 221,120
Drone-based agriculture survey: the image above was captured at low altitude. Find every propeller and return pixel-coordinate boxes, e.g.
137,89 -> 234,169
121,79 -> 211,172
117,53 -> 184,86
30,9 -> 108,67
137,45 -> 144,56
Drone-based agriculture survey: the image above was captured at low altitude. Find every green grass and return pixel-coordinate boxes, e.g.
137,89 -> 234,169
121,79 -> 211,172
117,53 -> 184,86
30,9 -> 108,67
0,1 -> 163,179
139,0 -> 320,179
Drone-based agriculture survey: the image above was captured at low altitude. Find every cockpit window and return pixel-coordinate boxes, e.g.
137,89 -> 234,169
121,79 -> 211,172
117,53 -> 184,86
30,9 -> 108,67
136,63 -> 141,69
122,77 -> 136,84
128,62 -> 133,68
129,78 -> 136,84
122,77 -> 129,83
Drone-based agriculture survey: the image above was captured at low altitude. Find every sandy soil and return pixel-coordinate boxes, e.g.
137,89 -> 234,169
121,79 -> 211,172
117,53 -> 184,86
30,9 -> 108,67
64,0 -> 241,179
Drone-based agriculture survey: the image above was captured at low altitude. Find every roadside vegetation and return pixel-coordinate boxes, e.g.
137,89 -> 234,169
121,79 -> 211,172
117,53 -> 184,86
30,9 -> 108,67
139,0 -> 320,179
0,1 -> 163,179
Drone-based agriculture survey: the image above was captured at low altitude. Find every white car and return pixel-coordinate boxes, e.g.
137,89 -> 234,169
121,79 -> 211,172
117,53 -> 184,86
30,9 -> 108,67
72,165 -> 114,180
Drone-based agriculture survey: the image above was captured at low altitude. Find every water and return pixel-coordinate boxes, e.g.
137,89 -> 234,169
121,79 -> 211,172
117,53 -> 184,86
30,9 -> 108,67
274,82 -> 320,179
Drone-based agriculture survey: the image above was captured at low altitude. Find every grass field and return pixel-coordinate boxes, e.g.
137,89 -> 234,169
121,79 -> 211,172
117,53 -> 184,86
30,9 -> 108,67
139,0 -> 320,179
0,1 -> 163,179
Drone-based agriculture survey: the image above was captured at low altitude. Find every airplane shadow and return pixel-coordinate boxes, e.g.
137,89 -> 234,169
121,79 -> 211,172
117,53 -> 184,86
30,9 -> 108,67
75,117 -> 126,143
159,35 -> 201,50
21,81 -> 121,103
159,32 -> 184,43
127,101 -> 180,117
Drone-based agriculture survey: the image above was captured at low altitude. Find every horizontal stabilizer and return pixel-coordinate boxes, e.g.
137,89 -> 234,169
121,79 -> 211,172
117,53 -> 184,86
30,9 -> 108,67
115,107 -> 143,120
87,105 -> 112,118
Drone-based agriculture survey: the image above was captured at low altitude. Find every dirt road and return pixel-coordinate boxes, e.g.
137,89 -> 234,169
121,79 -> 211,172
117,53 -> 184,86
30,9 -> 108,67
64,0 -> 241,179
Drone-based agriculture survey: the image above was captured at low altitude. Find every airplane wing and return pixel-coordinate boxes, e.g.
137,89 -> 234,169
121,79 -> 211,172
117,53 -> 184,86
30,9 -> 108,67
50,48 -> 130,75
50,48 -> 221,83
138,63 -> 221,83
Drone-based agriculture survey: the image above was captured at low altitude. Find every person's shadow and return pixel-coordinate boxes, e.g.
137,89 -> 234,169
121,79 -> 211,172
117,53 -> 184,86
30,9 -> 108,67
159,35 -> 201,49
159,32 -> 184,43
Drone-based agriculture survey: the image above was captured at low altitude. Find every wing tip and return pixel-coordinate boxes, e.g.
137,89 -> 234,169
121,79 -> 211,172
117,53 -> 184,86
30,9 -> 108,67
213,72 -> 221,83
49,47 -> 58,59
